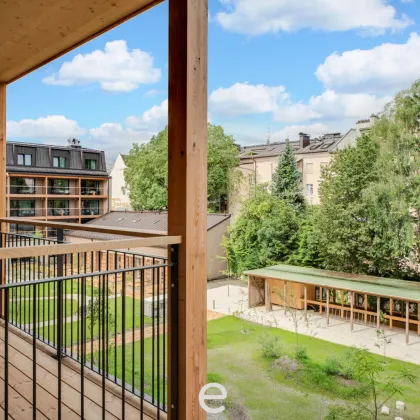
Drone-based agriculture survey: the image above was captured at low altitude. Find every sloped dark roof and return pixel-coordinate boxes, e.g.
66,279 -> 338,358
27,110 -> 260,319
297,133 -> 342,155
6,141 -> 109,177
238,141 -> 300,160
66,211 -> 231,241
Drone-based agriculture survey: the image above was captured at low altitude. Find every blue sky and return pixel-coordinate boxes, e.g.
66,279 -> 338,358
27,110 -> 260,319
6,0 -> 420,162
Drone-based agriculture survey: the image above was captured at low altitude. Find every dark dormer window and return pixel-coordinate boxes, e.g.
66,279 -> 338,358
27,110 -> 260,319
85,159 -> 97,170
17,154 -> 32,166
53,156 -> 66,168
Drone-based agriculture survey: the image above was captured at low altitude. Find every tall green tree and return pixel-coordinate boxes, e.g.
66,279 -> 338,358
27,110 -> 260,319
271,141 -> 305,210
316,80 -> 420,279
223,187 -> 300,277
124,123 -> 240,211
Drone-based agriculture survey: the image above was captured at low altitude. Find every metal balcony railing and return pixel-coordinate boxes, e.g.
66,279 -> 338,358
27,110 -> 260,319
0,221 -> 181,419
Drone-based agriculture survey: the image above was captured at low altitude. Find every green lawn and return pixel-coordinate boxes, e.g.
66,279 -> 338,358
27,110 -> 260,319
9,296 -> 78,325
207,316 -> 420,419
96,316 -> 420,419
37,296 -> 152,347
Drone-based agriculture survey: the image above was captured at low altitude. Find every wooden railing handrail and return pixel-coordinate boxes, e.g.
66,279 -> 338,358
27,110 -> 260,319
0,217 -> 167,238
0,235 -> 182,259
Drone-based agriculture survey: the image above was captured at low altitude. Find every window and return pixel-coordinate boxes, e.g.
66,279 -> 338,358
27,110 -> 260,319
48,200 -> 70,216
17,154 -> 32,166
81,180 -> 100,195
306,163 -> 314,174
306,184 -> 314,196
53,156 -> 66,168
82,200 -> 100,216
48,179 -> 69,195
10,178 -> 35,194
10,200 -> 35,217
85,159 -> 97,170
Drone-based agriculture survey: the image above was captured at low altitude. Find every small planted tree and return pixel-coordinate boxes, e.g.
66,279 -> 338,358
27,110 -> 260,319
335,348 -> 417,420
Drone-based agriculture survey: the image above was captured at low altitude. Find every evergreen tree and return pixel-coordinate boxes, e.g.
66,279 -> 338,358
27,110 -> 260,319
271,140 -> 305,210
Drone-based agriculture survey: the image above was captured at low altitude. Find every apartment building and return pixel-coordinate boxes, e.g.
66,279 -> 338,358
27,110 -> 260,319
229,117 -> 376,218
109,153 -> 132,210
297,117 -> 376,204
6,139 -> 110,236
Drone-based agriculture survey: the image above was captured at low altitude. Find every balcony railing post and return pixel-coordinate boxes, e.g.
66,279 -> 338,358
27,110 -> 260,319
169,244 -> 179,420
0,231 -> 4,318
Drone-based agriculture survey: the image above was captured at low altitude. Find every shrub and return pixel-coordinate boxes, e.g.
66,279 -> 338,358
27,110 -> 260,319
295,347 -> 308,362
258,334 -> 282,359
324,405 -> 368,420
324,356 -> 342,376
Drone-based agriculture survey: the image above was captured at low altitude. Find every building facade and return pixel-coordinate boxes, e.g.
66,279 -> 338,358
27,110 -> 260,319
109,153 -> 131,210
6,139 -> 110,236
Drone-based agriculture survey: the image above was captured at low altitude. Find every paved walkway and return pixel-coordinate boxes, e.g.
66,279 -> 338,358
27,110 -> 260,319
207,284 -> 420,365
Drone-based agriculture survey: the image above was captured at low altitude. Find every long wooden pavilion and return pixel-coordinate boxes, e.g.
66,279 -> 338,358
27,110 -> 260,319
247,264 -> 420,344
0,0 -> 208,419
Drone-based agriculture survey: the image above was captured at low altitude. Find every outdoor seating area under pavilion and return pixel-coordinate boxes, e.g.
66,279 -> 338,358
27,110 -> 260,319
246,264 -> 420,344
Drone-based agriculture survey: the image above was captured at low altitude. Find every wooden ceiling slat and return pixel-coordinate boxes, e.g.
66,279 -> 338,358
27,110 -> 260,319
0,0 -> 162,83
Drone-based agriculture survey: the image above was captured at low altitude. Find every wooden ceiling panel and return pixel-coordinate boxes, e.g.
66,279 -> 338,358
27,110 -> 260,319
0,0 -> 162,83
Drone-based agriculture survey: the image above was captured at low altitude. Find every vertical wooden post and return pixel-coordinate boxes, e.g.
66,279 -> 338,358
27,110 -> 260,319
406,301 -> 410,345
265,281 -> 271,312
340,290 -> 344,319
377,296 -> 381,329
350,291 -> 354,332
319,287 -> 323,315
168,0 -> 208,418
0,84 -> 6,317
390,298 -> 393,329
364,294 -> 368,324
304,285 -> 308,322
326,288 -> 330,326
283,281 -> 287,315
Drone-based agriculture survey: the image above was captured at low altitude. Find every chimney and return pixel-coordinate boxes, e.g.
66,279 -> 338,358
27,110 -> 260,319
299,132 -> 310,149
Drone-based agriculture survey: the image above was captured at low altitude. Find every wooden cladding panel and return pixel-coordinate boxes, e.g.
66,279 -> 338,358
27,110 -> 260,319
0,0 -> 162,83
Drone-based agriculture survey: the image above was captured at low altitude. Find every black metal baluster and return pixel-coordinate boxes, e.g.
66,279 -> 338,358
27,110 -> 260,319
170,245 -> 179,420
81,275 -> 86,419
122,270 -> 126,420
4,288 -> 9,418
140,268 -> 145,415
101,274 -> 106,420
32,283 -> 37,419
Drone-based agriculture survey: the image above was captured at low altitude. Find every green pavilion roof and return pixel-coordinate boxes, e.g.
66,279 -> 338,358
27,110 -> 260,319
245,264 -> 420,302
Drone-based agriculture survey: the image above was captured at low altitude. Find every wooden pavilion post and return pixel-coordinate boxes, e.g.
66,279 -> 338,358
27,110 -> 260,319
319,287 -> 323,315
0,84 -> 6,317
340,290 -> 344,319
265,281 -> 271,312
390,298 -> 393,329
377,296 -> 381,329
304,285 -> 308,321
406,302 -> 410,345
350,291 -> 354,332
364,294 -> 368,324
326,288 -> 330,326
283,281 -> 287,315
167,0 -> 208,418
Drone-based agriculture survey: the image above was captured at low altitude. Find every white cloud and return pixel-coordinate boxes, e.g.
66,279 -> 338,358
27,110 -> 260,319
126,99 -> 168,130
316,32 -> 420,95
88,123 -> 154,159
7,115 -> 85,139
275,90 -> 391,123
216,0 -> 412,36
271,123 -> 331,142
43,40 -> 161,92
209,83 -> 288,115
